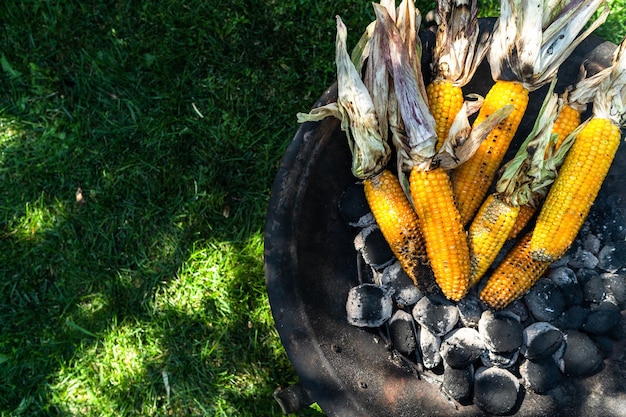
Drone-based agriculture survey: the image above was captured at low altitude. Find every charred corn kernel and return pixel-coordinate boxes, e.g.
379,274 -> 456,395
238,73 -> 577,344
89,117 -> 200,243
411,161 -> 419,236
530,117 -> 621,261
452,80 -> 530,225
480,233 -> 551,309
409,167 -> 470,301
508,204 -> 537,240
552,104 -> 582,151
364,170 -> 427,283
427,79 -> 465,150
468,194 -> 520,287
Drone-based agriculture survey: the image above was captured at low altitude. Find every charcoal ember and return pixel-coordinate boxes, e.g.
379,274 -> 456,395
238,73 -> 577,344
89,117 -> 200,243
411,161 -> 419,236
521,322 -> 564,359
346,284 -> 393,327
478,310 -> 523,353
381,262 -> 422,306
584,233 -> 602,255
388,310 -> 417,356
480,349 -> 519,369
412,295 -> 459,337
557,305 -> 589,330
524,278 -> 566,322
567,247 -> 599,269
601,272 -> 626,308
583,272 -> 606,304
581,301 -> 621,335
519,356 -> 562,394
419,326 -> 442,369
597,240 -> 626,273
442,361 -> 474,402
473,367 -> 521,416
440,328 -> 485,368
559,330 -> 604,377
457,293 -> 483,328
548,267 -> 583,305
576,267 -> 600,287
339,182 -> 373,227
354,225 -> 395,270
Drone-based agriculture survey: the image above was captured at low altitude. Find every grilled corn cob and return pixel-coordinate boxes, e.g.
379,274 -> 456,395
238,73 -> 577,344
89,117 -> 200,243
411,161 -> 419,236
530,38 -> 626,262
452,0 -> 609,226
468,194 -> 520,287
427,0 -> 490,149
375,3 -> 474,301
512,70 -> 604,237
297,13 -> 429,286
364,170 -> 428,280
480,232 -> 551,309
552,104 -> 582,150
409,167 -> 470,300
507,204 -> 537,240
467,80 -> 564,286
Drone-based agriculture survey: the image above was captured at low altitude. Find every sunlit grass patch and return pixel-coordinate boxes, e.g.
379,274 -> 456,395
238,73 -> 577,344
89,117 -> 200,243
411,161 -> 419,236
50,321 -> 166,416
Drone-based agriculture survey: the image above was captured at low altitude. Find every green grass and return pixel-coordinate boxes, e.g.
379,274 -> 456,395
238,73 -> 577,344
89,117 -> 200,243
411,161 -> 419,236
0,1 -> 624,416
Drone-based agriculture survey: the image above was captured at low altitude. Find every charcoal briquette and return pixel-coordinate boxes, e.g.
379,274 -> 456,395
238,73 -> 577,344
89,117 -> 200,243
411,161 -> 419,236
346,283 -> 393,327
581,301 -> 621,335
567,248 -> 599,269
557,305 -> 589,330
519,356 -> 562,394
354,225 -> 395,270
524,278 -> 566,322
412,295 -> 459,336
597,240 -> 626,273
473,367 -> 521,416
457,293 -> 483,328
548,267 -> 583,305
478,310 -> 523,353
583,272 -> 606,304
419,326 -> 442,369
388,310 -> 417,356
576,267 -> 600,287
440,328 -> 485,368
559,330 -> 604,377
521,322 -> 564,359
442,362 -> 474,402
381,261 -> 422,306
583,233 -> 602,255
